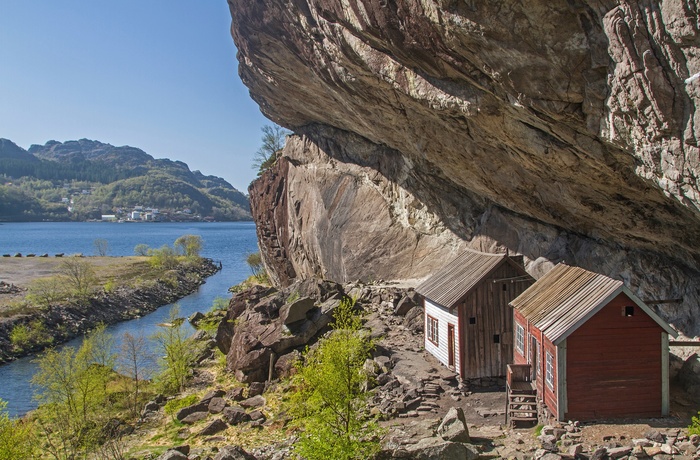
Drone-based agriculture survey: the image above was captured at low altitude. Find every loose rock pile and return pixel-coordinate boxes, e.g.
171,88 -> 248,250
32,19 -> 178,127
495,423 -> 700,460
0,281 -> 22,294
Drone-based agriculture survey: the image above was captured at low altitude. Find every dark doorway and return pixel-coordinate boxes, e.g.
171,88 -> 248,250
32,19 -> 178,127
530,336 -> 539,382
448,324 -> 455,368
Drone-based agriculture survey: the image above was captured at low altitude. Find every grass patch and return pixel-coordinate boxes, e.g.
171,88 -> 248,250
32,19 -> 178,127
533,424 -> 544,437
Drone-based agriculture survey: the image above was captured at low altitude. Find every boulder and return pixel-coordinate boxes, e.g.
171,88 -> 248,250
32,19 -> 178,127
539,455 -> 562,460
248,382 -> 266,397
217,280 -> 343,382
240,395 -> 266,409
394,296 -> 417,317
606,446 -> 633,459
173,445 -> 190,455
143,400 -> 159,412
227,387 -> 245,401
437,407 -> 471,443
405,437 -> 478,460
274,349 -> 301,379
645,429 -> 666,443
157,450 -> 188,460
213,445 -> 257,460
181,411 -> 208,424
538,434 -> 558,452
679,354 -> 700,397
176,401 -> 209,421
403,306 -> 424,333
222,406 -> 251,425
200,389 -> 227,405
198,418 -> 228,437
209,397 -> 227,414
188,311 -> 205,327
279,297 -> 316,325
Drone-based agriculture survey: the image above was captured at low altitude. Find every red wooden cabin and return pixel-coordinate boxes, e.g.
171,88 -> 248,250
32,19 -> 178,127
509,263 -> 677,421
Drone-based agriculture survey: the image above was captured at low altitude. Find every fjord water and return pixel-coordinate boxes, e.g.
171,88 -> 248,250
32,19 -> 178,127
0,221 -> 258,417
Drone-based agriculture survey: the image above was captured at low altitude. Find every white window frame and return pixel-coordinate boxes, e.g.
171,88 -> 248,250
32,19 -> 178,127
427,315 -> 439,346
515,323 -> 525,355
546,351 -> 554,389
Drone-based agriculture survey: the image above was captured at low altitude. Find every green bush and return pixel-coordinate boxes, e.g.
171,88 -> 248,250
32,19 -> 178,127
134,243 -> 150,256
0,399 -> 37,459
148,245 -> 179,270
104,280 -> 117,293
174,234 -> 202,258
289,298 -> 382,460
26,276 -> 65,309
689,412 -> 700,436
9,320 -> 53,352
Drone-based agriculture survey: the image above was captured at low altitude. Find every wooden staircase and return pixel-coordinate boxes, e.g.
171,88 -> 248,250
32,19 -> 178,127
506,364 -> 538,426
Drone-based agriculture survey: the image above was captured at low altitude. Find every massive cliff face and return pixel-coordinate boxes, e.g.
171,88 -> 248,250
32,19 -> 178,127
233,0 -> 700,334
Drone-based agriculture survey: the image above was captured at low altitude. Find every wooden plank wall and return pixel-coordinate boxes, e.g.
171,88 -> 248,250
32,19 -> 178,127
514,309 -> 559,418
424,299 -> 460,375
462,263 -> 531,378
565,293 -> 663,420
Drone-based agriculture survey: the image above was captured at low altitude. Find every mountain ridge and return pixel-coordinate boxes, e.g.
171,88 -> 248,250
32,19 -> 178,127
0,137 -> 251,222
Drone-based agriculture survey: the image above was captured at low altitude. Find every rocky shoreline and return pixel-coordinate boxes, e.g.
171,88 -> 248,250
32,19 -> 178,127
0,257 -> 220,364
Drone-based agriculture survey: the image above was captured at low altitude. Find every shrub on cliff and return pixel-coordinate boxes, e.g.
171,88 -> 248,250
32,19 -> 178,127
289,297 -> 382,460
252,124 -> 290,175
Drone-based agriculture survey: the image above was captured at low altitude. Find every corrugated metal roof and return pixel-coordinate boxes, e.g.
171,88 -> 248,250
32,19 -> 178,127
416,249 -> 509,308
510,263 -> 677,344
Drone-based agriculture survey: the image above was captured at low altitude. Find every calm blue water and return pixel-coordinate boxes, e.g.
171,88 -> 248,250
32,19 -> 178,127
0,221 -> 258,417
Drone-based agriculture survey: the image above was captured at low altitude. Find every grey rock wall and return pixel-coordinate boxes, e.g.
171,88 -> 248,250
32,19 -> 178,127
235,0 -> 700,334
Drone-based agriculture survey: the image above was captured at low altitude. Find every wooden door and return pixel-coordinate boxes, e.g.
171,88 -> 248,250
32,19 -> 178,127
448,324 -> 455,368
530,336 -> 538,382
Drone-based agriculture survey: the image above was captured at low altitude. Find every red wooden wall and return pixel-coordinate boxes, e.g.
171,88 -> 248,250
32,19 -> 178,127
513,309 -> 558,417
565,293 -> 663,420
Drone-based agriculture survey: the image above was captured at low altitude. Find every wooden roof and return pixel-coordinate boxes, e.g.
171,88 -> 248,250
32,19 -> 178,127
416,249 -> 528,308
510,263 -> 677,344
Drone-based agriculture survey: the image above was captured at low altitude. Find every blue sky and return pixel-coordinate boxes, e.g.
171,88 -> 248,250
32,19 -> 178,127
0,1 -> 271,192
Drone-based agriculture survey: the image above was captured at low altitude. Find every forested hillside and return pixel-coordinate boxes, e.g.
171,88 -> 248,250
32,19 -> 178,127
0,138 -> 251,221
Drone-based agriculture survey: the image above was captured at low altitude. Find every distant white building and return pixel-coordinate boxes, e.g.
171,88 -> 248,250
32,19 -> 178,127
131,211 -> 141,220
134,205 -> 144,211
101,215 -> 117,222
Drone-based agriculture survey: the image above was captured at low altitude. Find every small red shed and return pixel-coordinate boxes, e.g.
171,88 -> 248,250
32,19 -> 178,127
416,249 -> 534,380
509,263 -> 677,421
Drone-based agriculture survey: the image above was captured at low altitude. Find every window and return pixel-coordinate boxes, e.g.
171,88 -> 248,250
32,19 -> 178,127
515,323 -> 525,355
493,334 -> 500,344
427,315 -> 439,346
469,317 -> 476,325
624,306 -> 635,317
546,351 -> 554,389
536,341 -> 541,375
